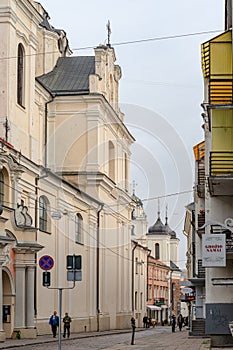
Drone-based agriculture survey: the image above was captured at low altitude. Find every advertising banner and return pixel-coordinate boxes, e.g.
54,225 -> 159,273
202,234 -> 226,267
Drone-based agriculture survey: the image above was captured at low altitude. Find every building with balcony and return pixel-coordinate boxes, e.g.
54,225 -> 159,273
191,3 -> 233,346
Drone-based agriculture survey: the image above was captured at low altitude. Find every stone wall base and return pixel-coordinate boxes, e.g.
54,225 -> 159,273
0,331 -> 6,342
211,335 -> 233,347
12,328 -> 37,339
116,313 -> 131,329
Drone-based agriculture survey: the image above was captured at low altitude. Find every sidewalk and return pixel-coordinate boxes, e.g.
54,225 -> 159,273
0,327 -> 211,350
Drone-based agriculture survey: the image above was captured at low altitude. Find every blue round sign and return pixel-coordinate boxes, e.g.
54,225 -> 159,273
39,255 -> 54,271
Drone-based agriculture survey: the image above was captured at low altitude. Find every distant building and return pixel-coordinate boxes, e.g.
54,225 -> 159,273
131,195 -> 181,322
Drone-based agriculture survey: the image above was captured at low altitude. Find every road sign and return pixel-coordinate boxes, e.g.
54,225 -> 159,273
67,270 -> 82,281
66,255 -> 82,270
39,255 -> 54,271
43,271 -> 51,286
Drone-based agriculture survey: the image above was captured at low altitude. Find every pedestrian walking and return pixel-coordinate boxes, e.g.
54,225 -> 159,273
171,315 -> 176,333
177,313 -> 184,331
49,311 -> 59,338
131,317 -> 136,345
63,312 -> 72,338
143,315 -> 148,328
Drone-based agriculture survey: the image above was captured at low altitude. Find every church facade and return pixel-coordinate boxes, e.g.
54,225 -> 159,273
0,0 -> 134,340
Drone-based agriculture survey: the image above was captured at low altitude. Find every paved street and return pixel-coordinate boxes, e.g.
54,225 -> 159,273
0,327 -> 211,350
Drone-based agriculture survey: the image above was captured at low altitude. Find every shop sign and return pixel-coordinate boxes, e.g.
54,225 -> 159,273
202,234 -> 226,267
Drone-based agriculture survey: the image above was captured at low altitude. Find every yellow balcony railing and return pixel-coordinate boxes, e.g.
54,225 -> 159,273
209,80 -> 233,104
210,151 -> 233,176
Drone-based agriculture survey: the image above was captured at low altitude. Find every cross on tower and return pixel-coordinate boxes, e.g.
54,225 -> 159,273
106,20 -> 111,47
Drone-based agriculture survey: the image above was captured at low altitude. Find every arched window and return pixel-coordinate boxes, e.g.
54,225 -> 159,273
135,257 -> 139,274
155,243 -> 160,260
0,167 -> 9,208
17,43 -> 25,107
39,196 -> 50,232
75,213 -> 83,243
135,291 -> 138,310
108,141 -> 115,181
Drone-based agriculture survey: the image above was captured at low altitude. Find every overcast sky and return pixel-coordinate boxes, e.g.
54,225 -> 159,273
40,0 -> 225,268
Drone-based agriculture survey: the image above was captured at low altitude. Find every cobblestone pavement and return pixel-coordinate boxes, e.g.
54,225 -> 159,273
0,327 -> 211,350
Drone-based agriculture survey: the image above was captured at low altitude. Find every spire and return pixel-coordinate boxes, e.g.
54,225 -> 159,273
165,204 -> 168,225
157,198 -> 160,219
132,180 -> 137,195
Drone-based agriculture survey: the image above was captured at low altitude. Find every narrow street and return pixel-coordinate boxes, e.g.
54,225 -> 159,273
0,327 -> 208,350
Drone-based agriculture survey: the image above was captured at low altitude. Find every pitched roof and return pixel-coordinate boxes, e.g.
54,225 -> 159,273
36,56 -> 95,96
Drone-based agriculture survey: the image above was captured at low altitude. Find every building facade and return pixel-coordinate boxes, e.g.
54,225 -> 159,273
0,0 -> 134,340
147,256 -> 169,324
188,2 -> 233,346
132,199 -> 181,322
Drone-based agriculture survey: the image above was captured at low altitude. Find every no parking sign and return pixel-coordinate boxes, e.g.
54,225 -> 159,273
39,255 -> 54,270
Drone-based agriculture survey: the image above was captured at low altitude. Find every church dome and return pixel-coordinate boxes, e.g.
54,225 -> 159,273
147,216 -> 168,235
165,223 -> 177,238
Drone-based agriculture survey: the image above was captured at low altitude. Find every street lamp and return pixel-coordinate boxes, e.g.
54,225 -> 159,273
166,271 -> 173,323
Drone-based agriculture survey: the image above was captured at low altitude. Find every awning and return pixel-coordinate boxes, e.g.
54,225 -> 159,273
146,305 -> 161,311
161,305 -> 168,309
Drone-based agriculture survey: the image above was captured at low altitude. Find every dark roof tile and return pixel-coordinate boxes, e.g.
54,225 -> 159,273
36,56 -> 95,95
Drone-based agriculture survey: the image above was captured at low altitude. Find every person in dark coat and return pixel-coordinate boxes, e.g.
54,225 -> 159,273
63,312 -> 72,338
177,313 -> 184,331
143,315 -> 148,328
49,311 -> 59,338
171,315 -> 176,332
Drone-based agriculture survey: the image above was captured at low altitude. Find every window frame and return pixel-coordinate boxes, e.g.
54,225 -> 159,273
75,213 -> 83,244
39,196 -> 50,232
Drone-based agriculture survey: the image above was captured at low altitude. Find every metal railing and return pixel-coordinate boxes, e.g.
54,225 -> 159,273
209,151 -> 233,176
209,79 -> 233,105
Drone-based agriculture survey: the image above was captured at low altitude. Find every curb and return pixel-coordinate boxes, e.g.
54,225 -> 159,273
0,328 -> 147,349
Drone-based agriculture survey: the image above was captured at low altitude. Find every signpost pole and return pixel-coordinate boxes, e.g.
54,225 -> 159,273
40,254 -> 81,350
58,288 -> 62,350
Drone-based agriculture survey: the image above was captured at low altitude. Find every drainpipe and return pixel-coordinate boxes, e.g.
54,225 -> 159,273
96,204 -> 103,332
132,241 -> 138,314
191,210 -> 196,277
146,250 -> 151,306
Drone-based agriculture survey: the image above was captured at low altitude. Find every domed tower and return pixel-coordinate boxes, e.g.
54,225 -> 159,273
146,202 -> 171,264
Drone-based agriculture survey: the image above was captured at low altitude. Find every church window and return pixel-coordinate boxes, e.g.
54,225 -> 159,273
39,196 -> 50,232
155,243 -> 160,259
17,43 -> 25,107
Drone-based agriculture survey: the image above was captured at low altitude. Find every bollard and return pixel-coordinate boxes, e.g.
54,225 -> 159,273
131,317 -> 136,345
